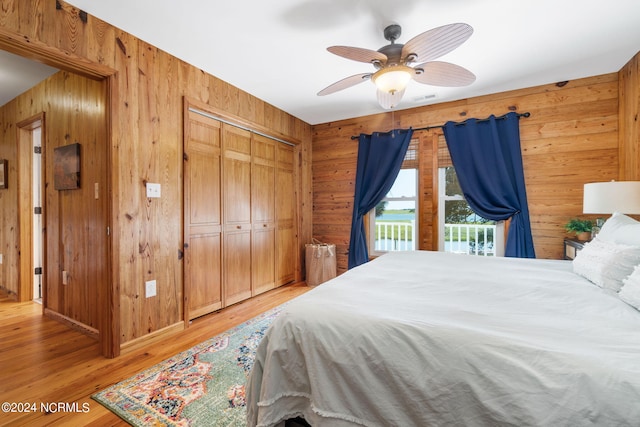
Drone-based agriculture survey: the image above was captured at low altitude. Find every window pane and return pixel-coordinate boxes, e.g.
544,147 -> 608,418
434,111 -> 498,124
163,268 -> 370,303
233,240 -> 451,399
387,169 -> 416,198
377,200 -> 416,218
444,200 -> 493,225
374,200 -> 415,251
445,199 -> 473,224
444,166 -> 463,197
440,166 -> 502,257
373,168 -> 417,253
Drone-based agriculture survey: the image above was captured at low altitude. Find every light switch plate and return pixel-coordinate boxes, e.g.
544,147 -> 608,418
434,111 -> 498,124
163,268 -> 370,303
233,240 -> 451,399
145,280 -> 157,298
146,183 -> 161,198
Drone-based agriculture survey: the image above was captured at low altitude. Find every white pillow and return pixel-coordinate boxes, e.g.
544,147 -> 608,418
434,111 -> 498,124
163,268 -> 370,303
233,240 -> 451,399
572,238 -> 640,291
619,265 -> 640,310
597,212 -> 640,246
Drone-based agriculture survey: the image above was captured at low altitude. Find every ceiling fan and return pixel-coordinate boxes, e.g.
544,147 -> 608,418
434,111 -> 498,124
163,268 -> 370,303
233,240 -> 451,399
318,23 -> 476,109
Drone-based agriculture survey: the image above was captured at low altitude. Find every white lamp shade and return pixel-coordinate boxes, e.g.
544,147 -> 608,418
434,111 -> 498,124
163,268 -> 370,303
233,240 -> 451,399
376,88 -> 405,109
583,181 -> 640,214
372,66 -> 412,95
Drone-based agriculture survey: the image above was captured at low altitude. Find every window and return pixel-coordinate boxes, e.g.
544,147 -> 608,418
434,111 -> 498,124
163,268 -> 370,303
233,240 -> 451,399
369,139 -> 419,255
438,166 -> 504,256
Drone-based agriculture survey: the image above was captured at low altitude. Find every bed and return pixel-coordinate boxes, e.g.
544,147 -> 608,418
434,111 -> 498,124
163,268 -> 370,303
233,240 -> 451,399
247,216 -> 640,426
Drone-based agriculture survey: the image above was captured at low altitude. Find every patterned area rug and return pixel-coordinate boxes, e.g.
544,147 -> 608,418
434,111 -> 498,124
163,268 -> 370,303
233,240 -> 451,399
93,306 -> 284,426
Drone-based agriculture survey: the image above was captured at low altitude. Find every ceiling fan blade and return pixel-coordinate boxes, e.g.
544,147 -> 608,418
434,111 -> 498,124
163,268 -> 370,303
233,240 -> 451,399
377,88 -> 406,109
318,73 -> 372,96
402,23 -> 473,63
327,46 -> 388,64
413,61 -> 476,87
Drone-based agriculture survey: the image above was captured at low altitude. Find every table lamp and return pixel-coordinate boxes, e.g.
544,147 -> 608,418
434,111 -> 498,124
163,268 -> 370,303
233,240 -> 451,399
583,181 -> 640,235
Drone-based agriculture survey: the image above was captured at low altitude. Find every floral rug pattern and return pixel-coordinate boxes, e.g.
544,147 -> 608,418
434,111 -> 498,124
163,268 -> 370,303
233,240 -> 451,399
93,306 -> 283,426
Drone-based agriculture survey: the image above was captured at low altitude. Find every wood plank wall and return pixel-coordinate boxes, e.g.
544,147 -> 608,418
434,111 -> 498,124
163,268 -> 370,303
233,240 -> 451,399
619,52 -> 640,180
0,1 -> 312,357
312,73 -> 625,273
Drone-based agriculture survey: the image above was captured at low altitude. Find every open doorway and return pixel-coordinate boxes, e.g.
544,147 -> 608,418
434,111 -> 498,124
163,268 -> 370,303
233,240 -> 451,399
0,33 -> 117,355
17,115 -> 45,304
32,125 -> 43,302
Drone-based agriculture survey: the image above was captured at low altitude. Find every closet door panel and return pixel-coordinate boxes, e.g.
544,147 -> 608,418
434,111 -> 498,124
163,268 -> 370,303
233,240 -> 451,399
223,229 -> 252,305
222,124 -> 252,305
223,124 -> 251,225
184,110 -> 222,320
252,135 -> 276,223
275,144 -> 296,285
252,135 -> 276,295
187,232 -> 222,318
252,226 -> 276,295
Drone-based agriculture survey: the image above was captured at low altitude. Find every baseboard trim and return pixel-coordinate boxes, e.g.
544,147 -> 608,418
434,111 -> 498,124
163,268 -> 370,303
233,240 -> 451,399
44,308 -> 99,340
119,321 -> 185,355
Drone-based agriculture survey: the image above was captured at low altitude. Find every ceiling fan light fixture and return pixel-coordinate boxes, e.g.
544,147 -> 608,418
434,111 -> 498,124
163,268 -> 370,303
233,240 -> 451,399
372,65 -> 413,95
319,23 -> 475,110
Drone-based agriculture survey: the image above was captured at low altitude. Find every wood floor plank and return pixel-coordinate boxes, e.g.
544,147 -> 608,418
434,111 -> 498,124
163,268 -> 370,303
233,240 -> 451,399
0,283 -> 310,426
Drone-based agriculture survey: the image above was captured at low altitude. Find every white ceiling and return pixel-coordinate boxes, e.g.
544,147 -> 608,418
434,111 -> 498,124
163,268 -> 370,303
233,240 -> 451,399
5,1 -> 640,125
0,50 -> 58,107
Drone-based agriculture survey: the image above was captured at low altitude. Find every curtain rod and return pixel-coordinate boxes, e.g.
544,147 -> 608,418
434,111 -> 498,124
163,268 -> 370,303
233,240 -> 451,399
350,111 -> 531,140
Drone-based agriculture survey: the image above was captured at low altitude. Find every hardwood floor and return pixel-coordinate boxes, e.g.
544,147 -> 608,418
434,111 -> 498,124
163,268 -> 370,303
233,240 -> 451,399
0,283 -> 310,426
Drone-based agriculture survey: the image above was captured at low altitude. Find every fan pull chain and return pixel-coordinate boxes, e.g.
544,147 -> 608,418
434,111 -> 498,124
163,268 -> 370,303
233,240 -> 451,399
391,109 -> 395,137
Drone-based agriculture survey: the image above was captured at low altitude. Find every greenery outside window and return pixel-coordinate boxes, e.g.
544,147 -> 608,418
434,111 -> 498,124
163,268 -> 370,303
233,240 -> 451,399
438,166 -> 504,256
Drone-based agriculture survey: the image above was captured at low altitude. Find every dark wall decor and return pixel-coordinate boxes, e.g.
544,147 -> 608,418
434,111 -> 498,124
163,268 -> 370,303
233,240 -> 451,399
54,143 -> 81,190
0,159 -> 7,189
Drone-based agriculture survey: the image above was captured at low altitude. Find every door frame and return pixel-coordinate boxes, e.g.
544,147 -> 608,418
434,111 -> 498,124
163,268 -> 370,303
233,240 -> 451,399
0,28 -> 119,357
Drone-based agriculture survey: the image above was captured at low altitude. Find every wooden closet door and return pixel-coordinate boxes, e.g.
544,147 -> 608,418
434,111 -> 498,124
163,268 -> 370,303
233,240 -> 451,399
184,110 -> 222,320
276,144 -> 296,285
222,124 -> 252,306
251,134 -> 276,295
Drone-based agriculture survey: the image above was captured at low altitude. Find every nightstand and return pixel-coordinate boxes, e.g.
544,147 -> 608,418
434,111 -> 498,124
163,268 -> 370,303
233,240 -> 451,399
564,238 -> 586,260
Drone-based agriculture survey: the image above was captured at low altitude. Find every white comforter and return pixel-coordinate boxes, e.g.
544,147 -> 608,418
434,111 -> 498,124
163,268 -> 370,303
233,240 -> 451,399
246,251 -> 640,427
